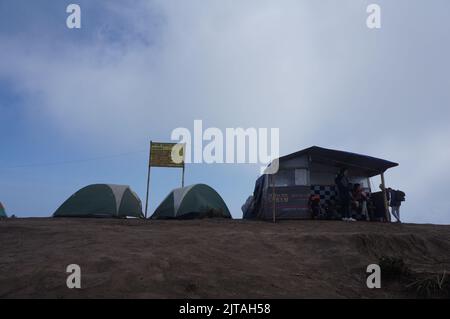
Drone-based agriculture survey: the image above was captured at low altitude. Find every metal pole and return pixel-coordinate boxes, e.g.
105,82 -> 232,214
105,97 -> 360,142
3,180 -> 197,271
272,174 -> 276,223
181,143 -> 186,188
145,141 -> 152,219
380,173 -> 390,222
181,163 -> 185,188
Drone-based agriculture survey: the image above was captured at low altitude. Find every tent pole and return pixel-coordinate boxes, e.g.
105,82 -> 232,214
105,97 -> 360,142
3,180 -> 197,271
272,174 -> 276,223
380,172 -> 390,222
145,141 -> 152,219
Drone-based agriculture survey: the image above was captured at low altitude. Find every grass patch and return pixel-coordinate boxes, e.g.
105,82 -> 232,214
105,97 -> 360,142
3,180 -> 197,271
378,256 -> 411,280
406,271 -> 450,299
377,256 -> 450,298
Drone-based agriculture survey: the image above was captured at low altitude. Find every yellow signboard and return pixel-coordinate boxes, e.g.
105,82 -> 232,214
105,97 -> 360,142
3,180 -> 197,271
150,142 -> 185,168
145,141 -> 186,217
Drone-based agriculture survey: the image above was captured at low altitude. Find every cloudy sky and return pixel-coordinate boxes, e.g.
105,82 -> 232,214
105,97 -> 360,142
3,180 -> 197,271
0,0 -> 449,223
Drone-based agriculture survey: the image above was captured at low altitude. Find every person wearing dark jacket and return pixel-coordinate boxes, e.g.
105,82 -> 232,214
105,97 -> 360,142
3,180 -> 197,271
335,168 -> 355,222
388,187 -> 404,223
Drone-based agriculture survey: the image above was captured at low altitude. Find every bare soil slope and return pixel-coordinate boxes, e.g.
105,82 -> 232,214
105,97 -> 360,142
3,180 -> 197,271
0,218 -> 449,298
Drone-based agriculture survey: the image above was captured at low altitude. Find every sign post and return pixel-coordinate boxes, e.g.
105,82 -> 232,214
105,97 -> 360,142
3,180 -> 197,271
144,141 -> 153,218
145,141 -> 185,218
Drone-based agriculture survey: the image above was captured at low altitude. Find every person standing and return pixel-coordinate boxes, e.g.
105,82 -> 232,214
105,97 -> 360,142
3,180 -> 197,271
335,168 -> 355,222
388,188 -> 404,223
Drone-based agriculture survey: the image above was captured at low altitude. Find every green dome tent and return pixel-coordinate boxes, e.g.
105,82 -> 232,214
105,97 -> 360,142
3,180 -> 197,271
0,202 -> 7,218
54,184 -> 144,218
151,184 -> 231,219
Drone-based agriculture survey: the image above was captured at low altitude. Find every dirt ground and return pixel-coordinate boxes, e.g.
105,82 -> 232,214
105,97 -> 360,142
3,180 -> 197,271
0,218 -> 449,299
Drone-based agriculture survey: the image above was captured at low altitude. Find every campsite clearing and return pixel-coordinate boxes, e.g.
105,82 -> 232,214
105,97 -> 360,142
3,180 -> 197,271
0,218 -> 449,298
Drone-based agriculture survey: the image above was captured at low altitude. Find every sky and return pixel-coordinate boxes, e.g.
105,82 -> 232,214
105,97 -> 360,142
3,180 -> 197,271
0,0 -> 449,224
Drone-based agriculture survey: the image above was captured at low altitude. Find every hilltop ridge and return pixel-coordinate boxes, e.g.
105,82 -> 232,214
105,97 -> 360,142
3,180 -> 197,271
1,218 -> 449,298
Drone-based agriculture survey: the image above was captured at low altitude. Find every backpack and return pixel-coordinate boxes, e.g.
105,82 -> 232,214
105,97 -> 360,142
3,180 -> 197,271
396,190 -> 406,202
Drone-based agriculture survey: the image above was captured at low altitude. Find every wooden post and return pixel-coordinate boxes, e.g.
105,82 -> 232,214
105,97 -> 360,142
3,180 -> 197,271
144,141 -> 152,219
380,172 -> 390,222
272,174 -> 276,223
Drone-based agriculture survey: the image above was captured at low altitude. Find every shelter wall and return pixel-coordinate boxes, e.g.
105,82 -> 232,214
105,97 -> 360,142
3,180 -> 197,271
279,155 -> 309,169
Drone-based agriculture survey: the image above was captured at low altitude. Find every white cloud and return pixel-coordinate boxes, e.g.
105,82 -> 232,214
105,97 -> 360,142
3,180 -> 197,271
1,0 -> 449,223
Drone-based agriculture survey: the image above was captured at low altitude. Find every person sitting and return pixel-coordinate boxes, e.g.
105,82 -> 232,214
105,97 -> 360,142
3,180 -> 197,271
352,184 -> 370,221
324,200 -> 339,220
308,194 -> 322,219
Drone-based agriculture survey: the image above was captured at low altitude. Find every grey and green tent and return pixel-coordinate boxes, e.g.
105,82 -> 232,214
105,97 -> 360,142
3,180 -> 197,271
54,184 -> 144,218
0,202 -> 7,218
151,184 -> 231,219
